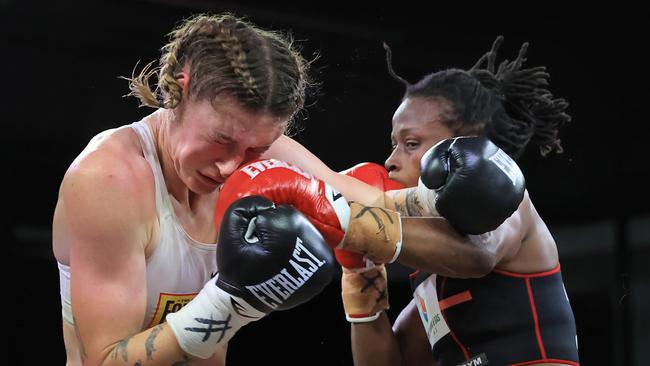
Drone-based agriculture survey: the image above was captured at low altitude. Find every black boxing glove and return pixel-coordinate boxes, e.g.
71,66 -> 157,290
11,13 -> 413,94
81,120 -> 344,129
419,136 -> 525,234
217,195 -> 335,312
167,195 -> 335,358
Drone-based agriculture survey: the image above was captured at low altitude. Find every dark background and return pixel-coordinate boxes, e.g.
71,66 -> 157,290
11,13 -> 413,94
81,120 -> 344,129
3,0 -> 649,364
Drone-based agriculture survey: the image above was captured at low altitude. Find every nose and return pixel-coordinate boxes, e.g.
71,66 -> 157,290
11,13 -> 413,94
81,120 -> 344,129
215,150 -> 246,179
385,149 -> 400,173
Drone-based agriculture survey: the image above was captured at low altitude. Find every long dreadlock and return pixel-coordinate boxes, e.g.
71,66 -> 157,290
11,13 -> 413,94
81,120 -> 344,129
384,36 -> 571,159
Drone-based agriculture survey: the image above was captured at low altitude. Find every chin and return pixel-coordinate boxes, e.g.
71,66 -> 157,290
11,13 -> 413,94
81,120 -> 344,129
185,177 -> 218,195
402,176 -> 420,188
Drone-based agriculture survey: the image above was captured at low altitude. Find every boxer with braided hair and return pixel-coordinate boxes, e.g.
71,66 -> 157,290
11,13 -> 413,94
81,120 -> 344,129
52,13 -> 326,365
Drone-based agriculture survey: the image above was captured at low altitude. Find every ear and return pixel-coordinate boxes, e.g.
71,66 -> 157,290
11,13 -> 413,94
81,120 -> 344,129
175,71 -> 190,98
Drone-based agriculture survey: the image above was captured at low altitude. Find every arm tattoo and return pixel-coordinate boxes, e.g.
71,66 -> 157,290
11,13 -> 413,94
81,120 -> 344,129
404,189 -> 426,217
111,335 -> 133,362
391,189 -> 427,216
145,324 -> 164,361
394,201 -> 407,216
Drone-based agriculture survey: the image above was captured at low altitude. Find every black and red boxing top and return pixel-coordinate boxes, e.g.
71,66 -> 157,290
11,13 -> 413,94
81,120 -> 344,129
410,265 -> 580,366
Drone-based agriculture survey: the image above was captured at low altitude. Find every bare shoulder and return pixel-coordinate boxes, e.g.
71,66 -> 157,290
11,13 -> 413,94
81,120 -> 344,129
57,126 -> 156,250
62,126 -> 154,204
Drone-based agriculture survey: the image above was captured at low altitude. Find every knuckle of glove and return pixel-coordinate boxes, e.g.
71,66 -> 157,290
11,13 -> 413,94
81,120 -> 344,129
435,137 -> 525,235
217,197 -> 336,313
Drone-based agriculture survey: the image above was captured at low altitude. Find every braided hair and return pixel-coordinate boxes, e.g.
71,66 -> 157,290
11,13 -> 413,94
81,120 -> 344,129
384,36 -> 570,159
124,13 -> 313,124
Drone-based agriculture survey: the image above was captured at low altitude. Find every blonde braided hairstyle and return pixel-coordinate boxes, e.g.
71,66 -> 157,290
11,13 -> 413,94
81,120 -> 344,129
125,13 -> 312,123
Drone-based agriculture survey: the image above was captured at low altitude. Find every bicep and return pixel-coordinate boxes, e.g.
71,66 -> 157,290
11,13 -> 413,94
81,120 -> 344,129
63,168 -> 150,358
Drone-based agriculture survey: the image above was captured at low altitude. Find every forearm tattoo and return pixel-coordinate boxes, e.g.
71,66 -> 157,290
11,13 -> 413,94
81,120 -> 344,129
404,189 -> 426,216
145,324 -> 164,361
111,335 -> 133,362
393,189 -> 426,216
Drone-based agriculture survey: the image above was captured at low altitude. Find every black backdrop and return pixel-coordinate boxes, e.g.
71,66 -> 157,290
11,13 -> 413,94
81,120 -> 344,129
3,1 -> 649,364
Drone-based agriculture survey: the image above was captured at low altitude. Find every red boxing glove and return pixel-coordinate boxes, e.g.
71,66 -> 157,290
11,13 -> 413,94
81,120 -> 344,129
335,162 -> 404,268
214,159 -> 350,248
340,162 -> 404,192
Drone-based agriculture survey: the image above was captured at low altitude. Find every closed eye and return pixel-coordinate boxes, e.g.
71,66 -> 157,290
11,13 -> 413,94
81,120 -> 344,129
249,146 -> 271,155
210,132 -> 234,145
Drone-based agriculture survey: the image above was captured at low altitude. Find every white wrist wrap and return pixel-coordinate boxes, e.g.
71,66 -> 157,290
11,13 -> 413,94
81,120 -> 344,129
166,276 -> 265,359
325,182 -> 350,231
416,178 -> 440,216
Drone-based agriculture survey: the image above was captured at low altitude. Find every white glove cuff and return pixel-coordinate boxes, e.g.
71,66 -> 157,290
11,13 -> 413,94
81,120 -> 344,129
416,178 -> 440,216
166,276 -> 265,359
346,311 -> 382,323
388,212 -> 403,263
325,182 -> 350,232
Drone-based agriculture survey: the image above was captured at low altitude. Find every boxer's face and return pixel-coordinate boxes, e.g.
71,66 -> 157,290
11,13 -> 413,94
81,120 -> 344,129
169,97 -> 287,194
385,97 -> 454,187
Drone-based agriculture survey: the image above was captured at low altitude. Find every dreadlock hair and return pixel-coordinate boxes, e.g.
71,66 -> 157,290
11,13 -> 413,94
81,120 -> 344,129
384,36 -> 570,159
123,13 -> 314,127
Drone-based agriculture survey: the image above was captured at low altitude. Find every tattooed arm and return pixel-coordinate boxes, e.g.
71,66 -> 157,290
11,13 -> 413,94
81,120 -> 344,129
57,151 -> 224,365
265,136 -> 504,278
384,187 -> 431,217
266,136 -> 439,213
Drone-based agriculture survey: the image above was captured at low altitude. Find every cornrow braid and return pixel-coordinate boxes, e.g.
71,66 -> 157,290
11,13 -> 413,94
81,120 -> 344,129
215,17 -> 257,97
122,13 -> 312,124
158,39 -> 183,109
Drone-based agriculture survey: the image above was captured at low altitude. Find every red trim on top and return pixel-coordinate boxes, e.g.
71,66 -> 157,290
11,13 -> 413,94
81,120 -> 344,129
525,278 -> 547,359
439,277 -> 470,360
493,263 -> 561,278
509,359 -> 579,366
438,291 -> 472,311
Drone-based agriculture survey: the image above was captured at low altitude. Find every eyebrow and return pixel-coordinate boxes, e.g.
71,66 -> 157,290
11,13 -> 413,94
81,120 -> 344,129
394,127 -> 419,137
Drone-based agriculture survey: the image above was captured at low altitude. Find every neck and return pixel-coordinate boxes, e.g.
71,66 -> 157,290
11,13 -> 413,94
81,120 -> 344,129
147,109 -> 197,208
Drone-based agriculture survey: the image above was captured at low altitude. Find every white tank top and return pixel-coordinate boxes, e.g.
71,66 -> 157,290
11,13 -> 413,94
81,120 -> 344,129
58,120 -> 218,329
